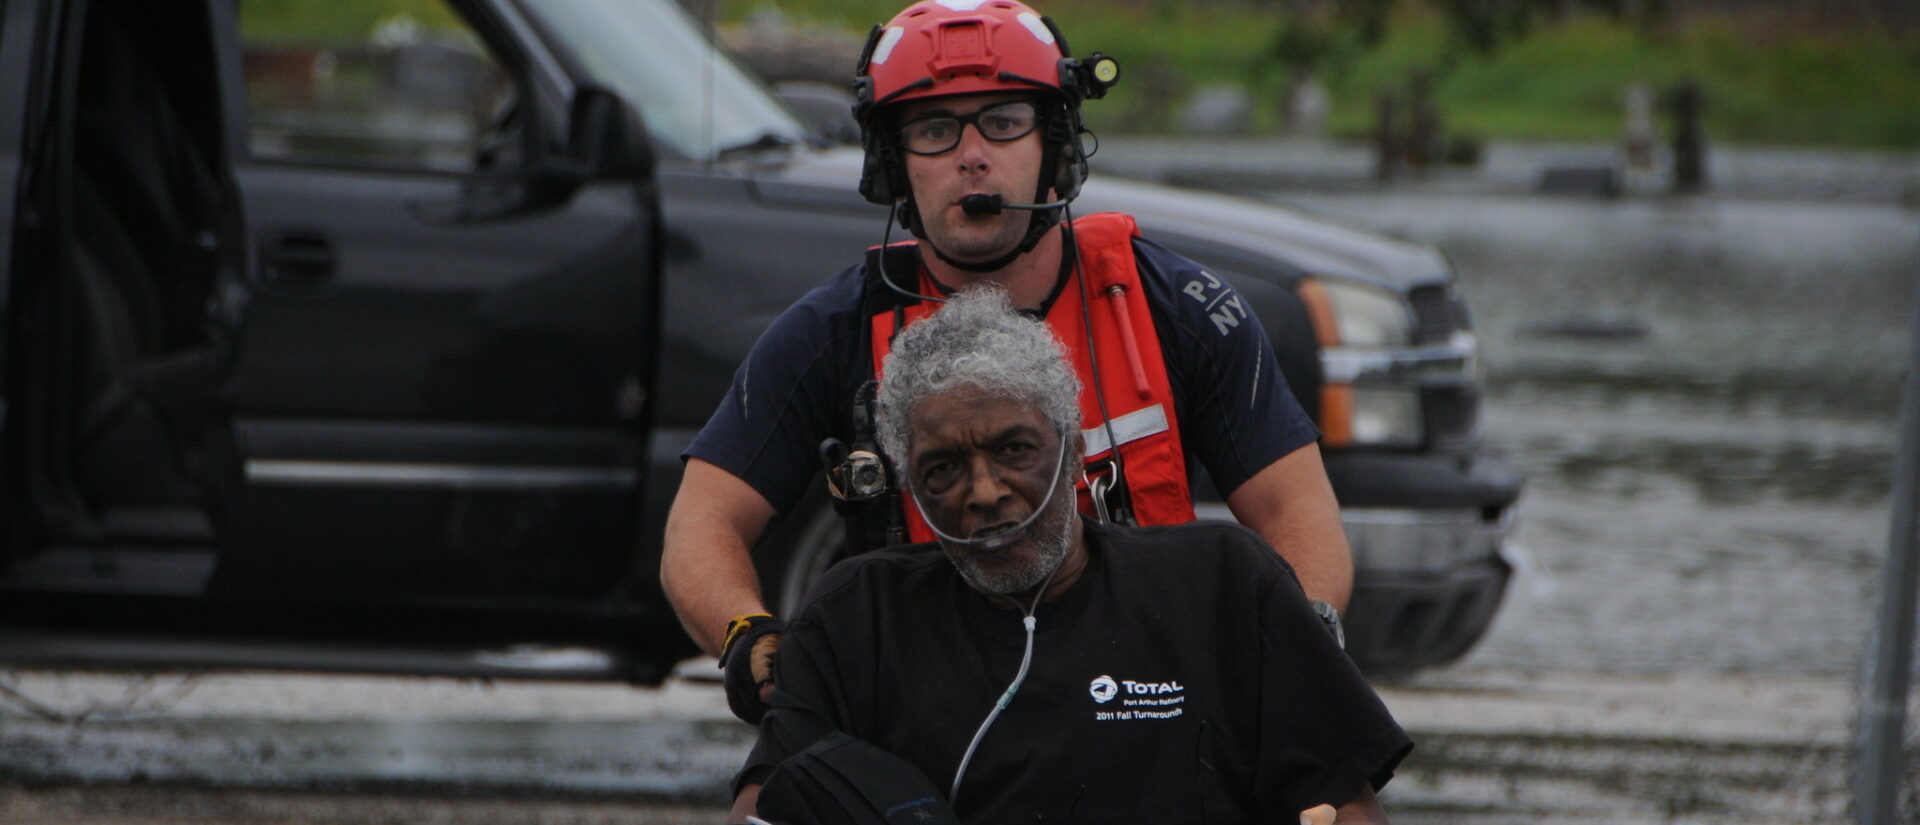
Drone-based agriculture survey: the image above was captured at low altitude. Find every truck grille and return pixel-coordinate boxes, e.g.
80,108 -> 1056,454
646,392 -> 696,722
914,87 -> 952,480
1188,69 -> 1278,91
1409,285 -> 1467,344
1423,385 -> 1480,454
1410,284 -> 1478,452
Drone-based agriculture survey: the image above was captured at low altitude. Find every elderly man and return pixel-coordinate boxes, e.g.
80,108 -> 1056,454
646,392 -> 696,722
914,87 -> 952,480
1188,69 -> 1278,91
730,289 -> 1410,824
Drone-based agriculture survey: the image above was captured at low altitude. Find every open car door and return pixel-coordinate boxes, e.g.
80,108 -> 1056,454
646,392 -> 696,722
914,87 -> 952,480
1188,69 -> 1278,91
205,0 -> 663,623
2,0 -> 678,681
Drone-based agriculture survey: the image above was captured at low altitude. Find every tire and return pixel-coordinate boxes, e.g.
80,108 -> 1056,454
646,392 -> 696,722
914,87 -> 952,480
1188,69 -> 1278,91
762,494 -> 849,617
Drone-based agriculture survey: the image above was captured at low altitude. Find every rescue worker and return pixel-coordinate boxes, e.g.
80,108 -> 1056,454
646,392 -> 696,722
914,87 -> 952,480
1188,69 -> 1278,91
662,0 -> 1354,725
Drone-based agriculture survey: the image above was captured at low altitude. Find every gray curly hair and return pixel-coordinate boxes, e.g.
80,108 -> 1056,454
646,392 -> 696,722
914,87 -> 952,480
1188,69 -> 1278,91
875,286 -> 1082,469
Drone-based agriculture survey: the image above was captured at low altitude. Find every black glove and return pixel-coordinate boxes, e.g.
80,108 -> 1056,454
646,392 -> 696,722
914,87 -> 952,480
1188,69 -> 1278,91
720,613 -> 785,724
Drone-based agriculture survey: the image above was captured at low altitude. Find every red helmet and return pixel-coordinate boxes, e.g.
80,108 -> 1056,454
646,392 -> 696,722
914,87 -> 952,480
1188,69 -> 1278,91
857,0 -> 1070,116
853,0 -> 1118,209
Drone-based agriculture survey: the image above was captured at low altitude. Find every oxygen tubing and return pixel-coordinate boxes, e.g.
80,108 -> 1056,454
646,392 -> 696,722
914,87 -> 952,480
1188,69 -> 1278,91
948,558 -> 1057,807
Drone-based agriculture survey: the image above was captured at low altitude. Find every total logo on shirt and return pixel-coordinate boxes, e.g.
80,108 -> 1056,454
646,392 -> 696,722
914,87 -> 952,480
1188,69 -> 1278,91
1088,674 -> 1187,721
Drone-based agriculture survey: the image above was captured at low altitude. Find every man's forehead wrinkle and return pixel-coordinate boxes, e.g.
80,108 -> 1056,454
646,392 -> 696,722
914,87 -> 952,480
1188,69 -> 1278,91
963,423 -> 1044,451
989,422 -> 1045,442
910,417 -> 1043,459
917,420 -> 1030,446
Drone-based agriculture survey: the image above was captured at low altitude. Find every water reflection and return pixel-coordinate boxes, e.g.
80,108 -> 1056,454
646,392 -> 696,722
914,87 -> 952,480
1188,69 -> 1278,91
1533,434 -> 1892,506
1274,189 -> 1916,674
1491,361 -> 1901,422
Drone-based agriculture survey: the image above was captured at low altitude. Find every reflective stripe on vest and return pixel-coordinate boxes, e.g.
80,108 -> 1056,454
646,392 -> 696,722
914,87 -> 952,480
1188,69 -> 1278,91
869,212 -> 1196,544
1082,403 -> 1170,458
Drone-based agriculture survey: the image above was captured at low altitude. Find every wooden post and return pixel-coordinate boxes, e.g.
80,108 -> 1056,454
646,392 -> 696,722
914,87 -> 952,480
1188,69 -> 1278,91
1407,70 -> 1440,169
1669,80 -> 1707,193
1374,92 -> 1400,183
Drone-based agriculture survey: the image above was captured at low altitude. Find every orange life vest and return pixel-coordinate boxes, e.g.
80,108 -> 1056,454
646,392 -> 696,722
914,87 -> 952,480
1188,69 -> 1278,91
869,212 -> 1196,544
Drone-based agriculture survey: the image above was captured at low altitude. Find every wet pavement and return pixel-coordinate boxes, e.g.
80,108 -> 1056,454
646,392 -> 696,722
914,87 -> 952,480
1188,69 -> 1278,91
0,665 -> 1885,823
2,785 -> 727,824
0,673 -> 747,801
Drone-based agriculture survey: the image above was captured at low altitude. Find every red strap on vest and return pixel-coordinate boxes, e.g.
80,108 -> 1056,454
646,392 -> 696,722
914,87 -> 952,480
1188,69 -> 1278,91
870,213 -> 1196,544
1104,285 -> 1152,400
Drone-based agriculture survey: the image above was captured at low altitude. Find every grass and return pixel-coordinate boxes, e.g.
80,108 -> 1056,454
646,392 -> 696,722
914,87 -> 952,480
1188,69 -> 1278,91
741,0 -> 1920,150
238,0 -> 466,44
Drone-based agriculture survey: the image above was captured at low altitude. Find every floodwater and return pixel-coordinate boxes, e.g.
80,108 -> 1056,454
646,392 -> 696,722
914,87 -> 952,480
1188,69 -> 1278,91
1273,190 -> 1918,676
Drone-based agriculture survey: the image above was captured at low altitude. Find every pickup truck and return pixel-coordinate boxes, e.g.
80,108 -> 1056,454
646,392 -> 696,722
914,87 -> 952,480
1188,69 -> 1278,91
0,0 -> 1520,680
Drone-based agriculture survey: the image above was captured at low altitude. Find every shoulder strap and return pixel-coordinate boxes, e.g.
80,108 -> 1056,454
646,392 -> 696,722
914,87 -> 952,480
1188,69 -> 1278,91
862,242 -> 925,316
1064,212 -> 1142,292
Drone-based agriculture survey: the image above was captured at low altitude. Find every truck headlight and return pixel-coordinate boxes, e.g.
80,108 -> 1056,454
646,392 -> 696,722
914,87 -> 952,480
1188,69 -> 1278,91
1297,277 -> 1425,448
1347,387 -> 1423,447
1320,279 -> 1411,347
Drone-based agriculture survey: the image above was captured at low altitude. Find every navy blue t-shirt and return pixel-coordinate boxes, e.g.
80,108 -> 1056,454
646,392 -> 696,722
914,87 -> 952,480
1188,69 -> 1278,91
684,231 -> 1319,519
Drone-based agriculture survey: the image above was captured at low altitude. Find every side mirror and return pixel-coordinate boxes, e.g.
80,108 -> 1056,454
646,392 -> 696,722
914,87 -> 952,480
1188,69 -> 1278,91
412,85 -> 653,226
525,85 -> 653,200
565,85 -> 654,180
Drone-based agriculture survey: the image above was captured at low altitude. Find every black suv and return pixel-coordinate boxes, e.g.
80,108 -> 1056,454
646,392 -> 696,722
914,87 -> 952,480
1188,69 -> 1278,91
0,0 -> 1519,680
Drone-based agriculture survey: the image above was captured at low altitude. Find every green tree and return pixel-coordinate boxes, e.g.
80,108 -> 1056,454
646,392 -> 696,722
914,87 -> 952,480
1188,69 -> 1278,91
1265,0 -> 1669,55
239,0 -> 464,43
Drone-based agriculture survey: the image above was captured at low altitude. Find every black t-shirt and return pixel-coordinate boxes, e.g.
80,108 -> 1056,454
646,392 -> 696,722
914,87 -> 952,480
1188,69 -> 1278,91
744,521 -> 1412,822
683,231 -> 1320,520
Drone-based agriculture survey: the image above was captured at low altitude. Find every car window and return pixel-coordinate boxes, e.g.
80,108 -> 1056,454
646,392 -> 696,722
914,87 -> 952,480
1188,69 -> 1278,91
239,0 -> 516,173
516,0 -> 807,161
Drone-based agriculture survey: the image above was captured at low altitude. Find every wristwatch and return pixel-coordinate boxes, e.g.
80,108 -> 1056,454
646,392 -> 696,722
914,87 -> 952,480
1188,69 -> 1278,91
1310,600 -> 1345,649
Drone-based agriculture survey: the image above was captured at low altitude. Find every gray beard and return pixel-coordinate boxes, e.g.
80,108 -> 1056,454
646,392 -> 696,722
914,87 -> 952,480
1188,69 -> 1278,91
944,468 -> 1077,596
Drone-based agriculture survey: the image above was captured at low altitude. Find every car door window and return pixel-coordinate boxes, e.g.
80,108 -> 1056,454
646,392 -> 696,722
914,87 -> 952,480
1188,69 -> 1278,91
239,0 -> 514,173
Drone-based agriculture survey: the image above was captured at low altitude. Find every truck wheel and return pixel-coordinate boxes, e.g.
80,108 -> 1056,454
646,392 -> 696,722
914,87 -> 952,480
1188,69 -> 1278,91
768,501 -> 847,617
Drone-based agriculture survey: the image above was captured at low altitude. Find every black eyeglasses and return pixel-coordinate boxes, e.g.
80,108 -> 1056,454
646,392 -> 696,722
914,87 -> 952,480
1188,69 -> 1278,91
897,101 -> 1041,156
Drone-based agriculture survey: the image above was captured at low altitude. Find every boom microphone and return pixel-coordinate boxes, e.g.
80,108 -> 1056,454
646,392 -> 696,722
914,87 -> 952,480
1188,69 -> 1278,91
960,193 -> 1069,216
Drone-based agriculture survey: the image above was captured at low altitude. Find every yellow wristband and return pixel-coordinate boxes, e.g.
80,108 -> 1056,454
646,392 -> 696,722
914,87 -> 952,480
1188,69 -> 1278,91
719,612 -> 774,661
